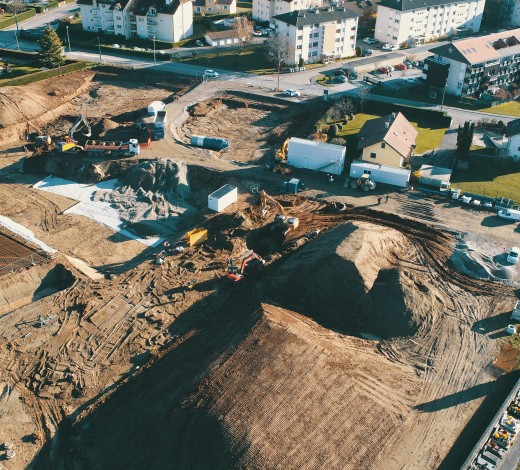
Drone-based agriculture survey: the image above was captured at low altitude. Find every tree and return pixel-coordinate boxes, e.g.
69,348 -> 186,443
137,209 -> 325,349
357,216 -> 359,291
355,46 -> 363,57
357,85 -> 371,112
358,6 -> 376,34
38,27 -> 65,69
482,0 -> 508,29
457,121 -> 474,154
264,32 -> 290,92
233,16 -> 254,52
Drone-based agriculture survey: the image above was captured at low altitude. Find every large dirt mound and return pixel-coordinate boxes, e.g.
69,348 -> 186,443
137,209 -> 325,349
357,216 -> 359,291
63,302 -> 420,470
265,221 -> 430,338
93,159 -> 193,236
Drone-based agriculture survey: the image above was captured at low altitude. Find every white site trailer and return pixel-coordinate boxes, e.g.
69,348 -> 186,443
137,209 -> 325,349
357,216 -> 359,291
287,137 -> 345,176
208,184 -> 238,212
147,101 -> 166,116
349,160 -> 410,188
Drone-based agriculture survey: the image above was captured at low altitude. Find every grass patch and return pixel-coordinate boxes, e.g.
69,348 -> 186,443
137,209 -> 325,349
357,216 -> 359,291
177,47 -> 274,73
452,155 -> 520,200
0,61 -> 91,87
479,100 -> 520,117
0,63 -> 41,83
336,112 -> 446,156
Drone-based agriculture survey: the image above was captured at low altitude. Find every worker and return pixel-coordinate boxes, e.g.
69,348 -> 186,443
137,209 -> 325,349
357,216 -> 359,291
377,196 -> 382,205
328,174 -> 334,183
385,194 -> 389,203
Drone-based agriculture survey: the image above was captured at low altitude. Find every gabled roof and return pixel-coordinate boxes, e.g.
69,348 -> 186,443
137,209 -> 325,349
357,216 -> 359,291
129,0 -> 191,16
429,28 -> 520,65
379,0 -> 458,11
273,6 -> 358,26
357,112 -> 418,158
77,0 -> 133,8
507,118 -> 520,138
205,30 -> 239,39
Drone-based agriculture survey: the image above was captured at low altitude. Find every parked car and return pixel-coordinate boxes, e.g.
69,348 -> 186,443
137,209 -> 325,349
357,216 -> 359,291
333,70 -> 346,76
363,37 -> 378,44
284,89 -> 300,97
508,247 -> 520,264
387,65 -> 395,72
253,30 -> 263,36
362,49 -> 373,56
348,72 -> 358,80
406,77 -> 418,84
411,61 -> 419,66
262,28 -> 274,36
205,69 -> 219,78
395,64 -> 407,70
336,75 -> 347,83
378,66 -> 390,73
382,43 -> 399,51
195,40 -> 204,47
417,60 -> 424,67
111,44 -> 121,48
498,209 -> 520,221
405,63 -> 413,69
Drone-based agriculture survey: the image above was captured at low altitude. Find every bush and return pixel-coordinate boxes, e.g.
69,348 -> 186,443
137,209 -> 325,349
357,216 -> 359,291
0,9 -> 35,29
328,124 -> 338,138
336,123 -> 343,131
329,137 -> 346,146
320,124 -> 330,134
0,61 -> 90,87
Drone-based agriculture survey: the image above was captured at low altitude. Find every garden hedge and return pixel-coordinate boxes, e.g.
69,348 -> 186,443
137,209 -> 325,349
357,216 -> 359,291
0,60 -> 90,87
0,9 -> 36,30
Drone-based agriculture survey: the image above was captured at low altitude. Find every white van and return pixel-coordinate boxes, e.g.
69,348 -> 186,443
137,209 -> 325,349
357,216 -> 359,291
498,209 -> 520,221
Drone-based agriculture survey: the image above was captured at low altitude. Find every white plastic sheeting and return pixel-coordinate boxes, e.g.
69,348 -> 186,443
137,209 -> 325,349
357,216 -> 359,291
0,215 -> 56,254
33,176 -> 162,247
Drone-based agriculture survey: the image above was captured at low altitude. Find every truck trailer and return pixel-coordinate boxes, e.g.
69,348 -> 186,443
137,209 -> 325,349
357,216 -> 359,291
286,137 -> 345,175
153,111 -> 167,140
84,139 -> 140,158
349,160 -> 410,188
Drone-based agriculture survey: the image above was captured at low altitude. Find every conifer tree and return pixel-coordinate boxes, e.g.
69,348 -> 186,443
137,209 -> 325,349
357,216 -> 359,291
38,27 -> 65,69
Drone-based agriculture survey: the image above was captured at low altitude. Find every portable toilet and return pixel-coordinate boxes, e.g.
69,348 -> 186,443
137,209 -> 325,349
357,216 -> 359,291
286,178 -> 300,194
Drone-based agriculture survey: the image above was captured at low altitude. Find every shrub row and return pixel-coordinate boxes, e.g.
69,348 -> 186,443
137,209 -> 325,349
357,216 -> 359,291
0,48 -> 37,59
0,60 -> 90,87
0,9 -> 36,30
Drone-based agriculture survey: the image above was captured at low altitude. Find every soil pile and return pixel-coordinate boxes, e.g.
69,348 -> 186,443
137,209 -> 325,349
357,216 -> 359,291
266,221 -> 428,338
93,159 -> 193,236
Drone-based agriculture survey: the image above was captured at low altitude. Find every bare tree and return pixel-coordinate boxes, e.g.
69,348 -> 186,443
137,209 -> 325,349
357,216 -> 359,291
5,0 -> 24,50
233,16 -> 254,52
264,31 -> 290,92
358,85 -> 371,112
330,97 -> 356,121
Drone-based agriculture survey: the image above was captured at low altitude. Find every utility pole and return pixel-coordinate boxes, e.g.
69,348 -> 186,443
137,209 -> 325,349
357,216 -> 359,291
152,35 -> 156,70
66,25 -> 72,54
97,36 -> 103,64
277,58 -> 281,92
440,80 -> 448,111
13,11 -> 20,51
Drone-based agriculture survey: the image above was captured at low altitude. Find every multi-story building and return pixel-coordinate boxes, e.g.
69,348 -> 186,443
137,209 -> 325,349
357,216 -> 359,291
424,28 -> 520,98
272,6 -> 359,64
193,0 -> 236,16
79,0 -> 193,43
374,0 -> 484,46
253,0 -> 324,24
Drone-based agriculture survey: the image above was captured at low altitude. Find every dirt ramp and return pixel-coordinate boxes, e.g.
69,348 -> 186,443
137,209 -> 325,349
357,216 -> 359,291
266,221 -> 423,338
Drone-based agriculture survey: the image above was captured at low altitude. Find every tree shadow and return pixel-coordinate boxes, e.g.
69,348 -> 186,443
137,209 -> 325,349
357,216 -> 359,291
472,310 -> 514,335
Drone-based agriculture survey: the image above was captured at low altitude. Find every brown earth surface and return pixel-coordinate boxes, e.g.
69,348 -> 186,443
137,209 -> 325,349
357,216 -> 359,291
0,71 -> 518,470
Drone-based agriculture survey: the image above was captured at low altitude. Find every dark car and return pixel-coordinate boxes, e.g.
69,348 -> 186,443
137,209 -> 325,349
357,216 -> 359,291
333,70 -> 346,76
362,49 -> 373,56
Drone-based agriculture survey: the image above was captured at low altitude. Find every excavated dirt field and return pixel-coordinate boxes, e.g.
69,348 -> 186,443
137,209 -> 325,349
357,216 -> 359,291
0,231 -> 47,272
181,95 -> 324,163
0,192 -> 516,470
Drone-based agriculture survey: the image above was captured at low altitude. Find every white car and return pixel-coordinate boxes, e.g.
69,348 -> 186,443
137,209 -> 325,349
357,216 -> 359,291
284,89 -> 300,97
363,37 -> 378,44
204,69 -> 219,78
406,77 -> 418,84
382,43 -> 399,51
507,247 -> 520,264
498,209 -> 520,221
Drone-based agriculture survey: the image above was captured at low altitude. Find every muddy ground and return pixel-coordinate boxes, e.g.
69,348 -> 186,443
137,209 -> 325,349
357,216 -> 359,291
0,69 -> 519,470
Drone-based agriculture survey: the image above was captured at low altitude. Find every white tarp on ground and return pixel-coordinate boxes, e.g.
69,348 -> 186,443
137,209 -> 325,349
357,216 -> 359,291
0,215 -> 57,254
33,176 -> 162,247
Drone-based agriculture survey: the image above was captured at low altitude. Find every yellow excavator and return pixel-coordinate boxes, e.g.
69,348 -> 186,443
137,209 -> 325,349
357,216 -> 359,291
259,190 -> 299,235
275,139 -> 289,161
272,139 -> 293,174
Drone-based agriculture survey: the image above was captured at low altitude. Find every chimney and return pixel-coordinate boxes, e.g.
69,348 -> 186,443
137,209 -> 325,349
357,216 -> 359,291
385,121 -> 390,129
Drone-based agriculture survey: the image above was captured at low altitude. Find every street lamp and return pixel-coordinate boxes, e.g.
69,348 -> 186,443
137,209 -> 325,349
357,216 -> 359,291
66,25 -> 72,54
13,11 -> 20,51
440,80 -> 448,111
152,35 -> 156,70
97,36 -> 103,64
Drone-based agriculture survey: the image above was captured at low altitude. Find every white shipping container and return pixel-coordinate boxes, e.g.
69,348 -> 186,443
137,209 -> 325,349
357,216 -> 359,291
349,160 -> 410,188
208,184 -> 238,212
287,137 -> 345,175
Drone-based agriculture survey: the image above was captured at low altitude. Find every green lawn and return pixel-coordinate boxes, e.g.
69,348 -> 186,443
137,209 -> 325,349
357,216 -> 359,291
479,100 -> 520,117
337,112 -> 446,155
177,47 -> 275,73
0,63 -> 41,83
452,155 -> 520,200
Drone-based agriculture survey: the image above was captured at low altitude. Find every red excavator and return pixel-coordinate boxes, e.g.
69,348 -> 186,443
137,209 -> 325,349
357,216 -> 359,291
227,251 -> 265,282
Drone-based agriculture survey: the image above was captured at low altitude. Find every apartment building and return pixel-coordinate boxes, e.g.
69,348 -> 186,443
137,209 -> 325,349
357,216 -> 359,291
193,0 -> 236,16
79,0 -> 193,43
424,28 -> 520,98
272,6 -> 359,64
253,0 -> 324,23
374,0 -> 484,46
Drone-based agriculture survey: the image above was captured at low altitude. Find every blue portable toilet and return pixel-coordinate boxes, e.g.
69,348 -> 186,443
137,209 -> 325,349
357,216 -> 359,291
287,178 -> 300,194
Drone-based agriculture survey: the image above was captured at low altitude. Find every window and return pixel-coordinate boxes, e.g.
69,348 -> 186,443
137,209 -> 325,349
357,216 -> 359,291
117,24 -> 121,28
314,23 -> 319,27
297,35 -> 303,40
297,45 -> 302,49
370,152 -> 376,159
395,19 -> 399,23
224,5 -> 227,9
311,51 -> 318,56
350,35 -> 355,39
312,41 -> 318,47
207,7 -> 212,11
313,32 -> 319,37
381,142 -> 386,148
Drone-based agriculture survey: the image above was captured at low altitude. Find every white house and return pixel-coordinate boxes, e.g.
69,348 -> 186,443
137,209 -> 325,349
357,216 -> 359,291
78,0 -> 193,42
374,0 -> 485,46
505,118 -> 520,160
253,0 -> 324,23
273,6 -> 359,64
204,30 -> 240,46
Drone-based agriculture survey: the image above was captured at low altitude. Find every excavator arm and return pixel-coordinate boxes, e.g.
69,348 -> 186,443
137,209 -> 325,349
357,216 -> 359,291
69,114 -> 92,140
259,190 -> 285,215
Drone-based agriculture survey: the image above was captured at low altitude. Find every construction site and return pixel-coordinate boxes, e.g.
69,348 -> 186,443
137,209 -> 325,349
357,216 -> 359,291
0,66 -> 519,470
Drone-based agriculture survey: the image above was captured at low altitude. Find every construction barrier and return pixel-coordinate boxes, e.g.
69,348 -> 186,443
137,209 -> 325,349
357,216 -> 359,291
185,228 -> 208,247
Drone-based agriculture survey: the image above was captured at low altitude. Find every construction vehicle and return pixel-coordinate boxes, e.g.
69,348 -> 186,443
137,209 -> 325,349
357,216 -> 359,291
68,114 -> 91,140
55,136 -> 83,154
350,174 -> 376,191
272,161 -> 293,174
227,251 -> 265,282
275,139 -> 289,161
152,110 -> 167,140
25,121 -> 52,150
259,191 -> 300,235
83,139 -> 140,158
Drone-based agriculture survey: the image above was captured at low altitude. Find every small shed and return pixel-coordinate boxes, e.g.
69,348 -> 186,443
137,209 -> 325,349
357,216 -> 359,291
208,184 -> 237,212
417,165 -> 452,189
349,160 -> 410,188
287,138 -> 345,175
204,30 -> 240,47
